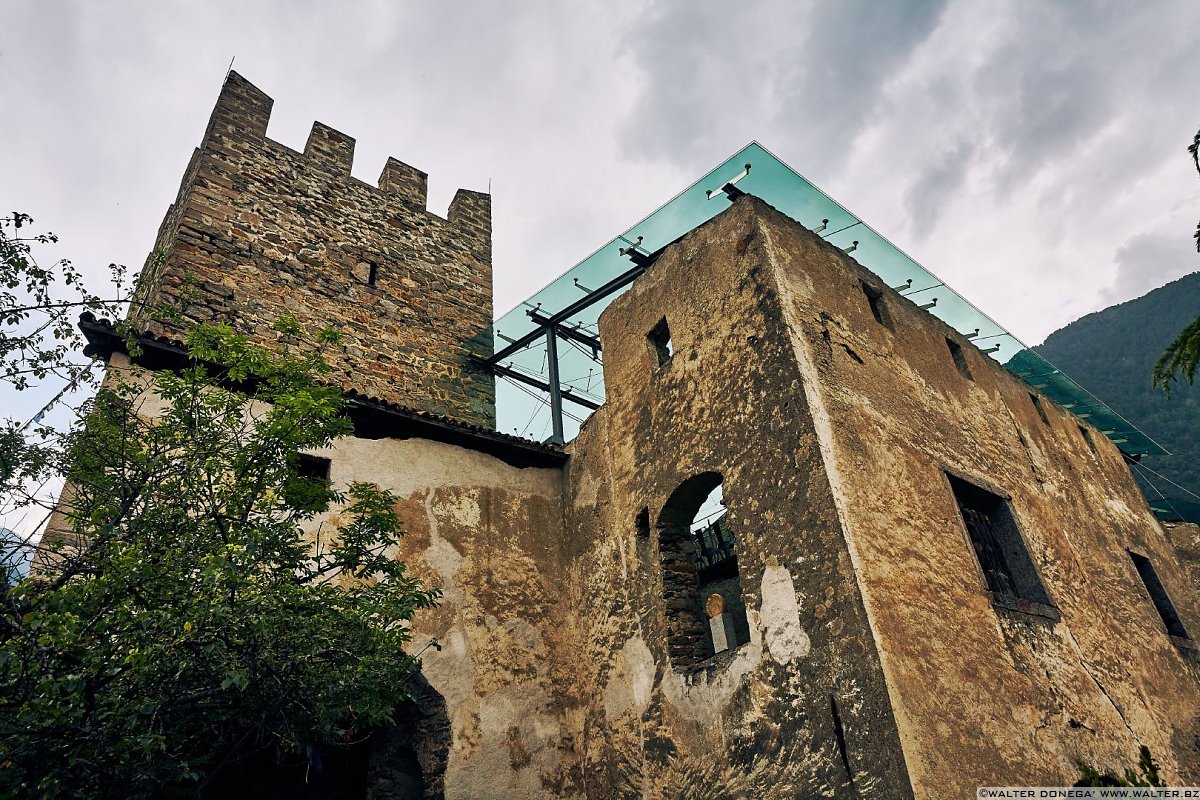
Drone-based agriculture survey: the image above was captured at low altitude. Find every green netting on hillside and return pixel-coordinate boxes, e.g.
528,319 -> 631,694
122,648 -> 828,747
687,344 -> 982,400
487,142 -> 1165,456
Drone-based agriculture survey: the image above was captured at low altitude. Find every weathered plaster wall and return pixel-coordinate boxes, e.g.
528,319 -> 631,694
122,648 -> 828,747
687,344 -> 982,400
761,198 -> 1200,795
133,71 -> 495,426
560,198 -> 912,799
310,436 -> 580,798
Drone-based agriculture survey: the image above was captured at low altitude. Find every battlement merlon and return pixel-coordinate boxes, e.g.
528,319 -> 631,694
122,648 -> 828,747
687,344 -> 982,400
200,71 -> 482,217
448,189 -> 491,236
378,157 -> 429,209
304,121 -> 355,177
204,70 -> 273,142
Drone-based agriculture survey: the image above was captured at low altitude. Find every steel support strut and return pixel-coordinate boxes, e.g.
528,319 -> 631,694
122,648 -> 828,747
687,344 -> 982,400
544,328 -> 565,445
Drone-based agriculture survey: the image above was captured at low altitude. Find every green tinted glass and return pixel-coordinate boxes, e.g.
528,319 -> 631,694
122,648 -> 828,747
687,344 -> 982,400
486,142 -> 1165,456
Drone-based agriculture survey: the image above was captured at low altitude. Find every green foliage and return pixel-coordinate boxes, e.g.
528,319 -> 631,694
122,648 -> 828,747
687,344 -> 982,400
1154,314 -> 1200,392
0,318 -> 438,796
1075,746 -> 1163,787
1191,129 -> 1200,252
0,213 -> 130,391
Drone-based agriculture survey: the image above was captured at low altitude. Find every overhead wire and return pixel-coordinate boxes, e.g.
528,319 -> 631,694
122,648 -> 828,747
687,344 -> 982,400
1131,460 -> 1200,504
497,373 -> 585,441
1131,462 -> 1183,521
690,505 -> 727,530
496,359 -> 604,408
819,220 -> 862,240
563,336 -> 603,365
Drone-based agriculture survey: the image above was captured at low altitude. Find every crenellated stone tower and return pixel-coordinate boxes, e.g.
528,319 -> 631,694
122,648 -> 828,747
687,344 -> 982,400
132,71 -> 496,426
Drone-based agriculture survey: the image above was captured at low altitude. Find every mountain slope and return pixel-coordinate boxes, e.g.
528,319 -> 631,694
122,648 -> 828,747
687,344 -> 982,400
1035,272 -> 1200,513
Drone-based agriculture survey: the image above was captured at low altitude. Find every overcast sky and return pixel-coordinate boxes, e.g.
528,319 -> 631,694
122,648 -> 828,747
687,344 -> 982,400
2,0 -> 1198,534
4,0 -> 1200,342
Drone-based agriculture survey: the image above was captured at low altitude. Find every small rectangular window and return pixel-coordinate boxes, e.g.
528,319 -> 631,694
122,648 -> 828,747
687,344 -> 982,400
948,473 -> 1051,607
1030,393 -> 1049,426
648,318 -> 673,367
296,453 -> 331,481
1129,551 -> 1189,639
1080,425 -> 1098,454
860,281 -> 892,328
283,453 -> 333,513
946,338 -> 972,381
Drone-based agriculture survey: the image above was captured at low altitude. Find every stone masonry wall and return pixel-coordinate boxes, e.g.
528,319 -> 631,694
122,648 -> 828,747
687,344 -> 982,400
132,71 -> 495,426
560,198 -> 913,799
764,198 -> 1200,796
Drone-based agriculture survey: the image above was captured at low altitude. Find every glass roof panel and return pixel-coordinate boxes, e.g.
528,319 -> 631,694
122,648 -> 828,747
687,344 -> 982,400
486,142 -> 1166,456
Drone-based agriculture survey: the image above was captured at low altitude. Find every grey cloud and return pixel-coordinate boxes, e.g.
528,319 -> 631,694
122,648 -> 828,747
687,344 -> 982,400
616,0 -> 949,177
973,38 -> 1114,196
1103,230 -> 1199,305
957,1 -> 1200,209
904,140 -> 974,240
765,0 -> 949,168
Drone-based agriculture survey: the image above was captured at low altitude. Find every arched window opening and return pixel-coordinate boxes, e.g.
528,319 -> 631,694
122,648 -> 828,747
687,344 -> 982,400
658,473 -> 749,670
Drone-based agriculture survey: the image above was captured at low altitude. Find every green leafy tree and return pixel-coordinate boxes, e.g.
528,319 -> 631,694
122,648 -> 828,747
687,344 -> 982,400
0,220 -> 438,797
1152,129 -> 1200,391
0,212 -> 130,390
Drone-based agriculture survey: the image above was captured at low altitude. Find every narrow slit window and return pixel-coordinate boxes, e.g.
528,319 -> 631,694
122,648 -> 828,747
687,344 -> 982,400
1129,551 -> 1189,639
353,260 -> 379,287
947,473 -> 1051,608
946,338 -> 973,381
648,317 -> 673,367
636,507 -> 650,538
1080,425 -> 1098,454
1030,393 -> 1049,426
860,281 -> 892,328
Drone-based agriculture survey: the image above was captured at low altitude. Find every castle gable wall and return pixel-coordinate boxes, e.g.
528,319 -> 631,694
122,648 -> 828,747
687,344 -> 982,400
561,197 -> 911,799
764,198 -> 1200,793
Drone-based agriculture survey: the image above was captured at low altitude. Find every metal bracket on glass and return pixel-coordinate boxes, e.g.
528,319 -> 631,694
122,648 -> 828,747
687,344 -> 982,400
964,328 -> 980,339
573,278 -> 593,294
918,298 -> 938,310
980,344 -> 1001,354
706,163 -> 751,200
843,240 -> 858,254
892,278 -> 913,292
813,218 -> 829,234
619,236 -> 654,267
618,236 -> 644,256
